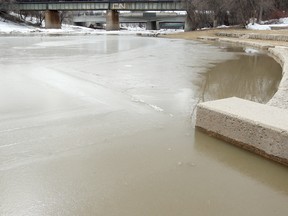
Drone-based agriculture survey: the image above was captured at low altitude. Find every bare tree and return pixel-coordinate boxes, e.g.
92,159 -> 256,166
59,11 -> 73,24
205,0 -> 230,27
0,0 -> 18,22
184,0 -> 283,30
184,0 -> 216,30
33,11 -> 45,26
275,0 -> 288,10
253,0 -> 275,23
184,0 -> 234,30
184,0 -> 198,31
273,0 -> 288,18
0,0 -> 15,14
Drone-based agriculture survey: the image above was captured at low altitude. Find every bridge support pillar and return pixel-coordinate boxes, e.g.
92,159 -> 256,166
106,10 -> 120,31
184,14 -> 194,32
45,10 -> 61,29
146,21 -> 159,30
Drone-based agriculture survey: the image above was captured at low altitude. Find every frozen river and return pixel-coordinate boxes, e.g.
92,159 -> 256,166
0,35 -> 287,216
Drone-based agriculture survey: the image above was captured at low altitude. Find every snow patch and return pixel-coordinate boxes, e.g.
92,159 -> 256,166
244,48 -> 260,54
279,17 -> 288,24
0,19 -> 33,33
246,23 -> 271,30
217,25 -> 229,29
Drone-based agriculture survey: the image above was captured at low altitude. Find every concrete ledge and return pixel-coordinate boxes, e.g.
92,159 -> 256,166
196,32 -> 288,166
216,32 -> 288,42
197,36 -> 274,50
197,36 -> 288,110
218,38 -> 274,49
267,47 -> 288,109
196,97 -> 288,166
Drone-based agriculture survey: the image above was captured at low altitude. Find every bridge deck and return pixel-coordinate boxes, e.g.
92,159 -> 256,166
1,0 -> 185,11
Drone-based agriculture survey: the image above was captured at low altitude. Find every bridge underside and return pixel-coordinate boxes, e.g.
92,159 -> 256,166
73,13 -> 185,30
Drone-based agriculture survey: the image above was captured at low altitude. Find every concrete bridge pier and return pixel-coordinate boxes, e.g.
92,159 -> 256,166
45,10 -> 61,29
146,21 -> 159,30
184,14 -> 194,32
106,10 -> 120,31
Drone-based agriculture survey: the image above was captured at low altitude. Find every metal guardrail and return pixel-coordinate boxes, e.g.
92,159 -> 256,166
15,0 -> 180,3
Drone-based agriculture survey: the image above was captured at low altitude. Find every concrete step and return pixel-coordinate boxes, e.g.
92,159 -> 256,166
196,97 -> 288,166
216,32 -> 288,42
271,26 -> 288,30
197,36 -> 274,50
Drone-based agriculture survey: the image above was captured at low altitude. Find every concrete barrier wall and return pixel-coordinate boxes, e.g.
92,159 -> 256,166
196,97 -> 288,166
196,36 -> 288,166
216,32 -> 288,42
267,47 -> 288,110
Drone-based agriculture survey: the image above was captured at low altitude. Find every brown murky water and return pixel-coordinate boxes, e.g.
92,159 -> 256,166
202,47 -> 282,103
0,36 -> 287,216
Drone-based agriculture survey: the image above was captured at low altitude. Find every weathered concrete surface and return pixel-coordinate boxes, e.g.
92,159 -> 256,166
216,32 -> 288,42
196,33 -> 288,165
106,10 -> 120,31
267,47 -> 288,110
196,97 -> 288,166
45,10 -> 61,29
197,35 -> 288,110
198,36 -> 273,49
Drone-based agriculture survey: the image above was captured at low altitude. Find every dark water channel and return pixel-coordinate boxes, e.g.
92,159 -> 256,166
0,35 -> 287,216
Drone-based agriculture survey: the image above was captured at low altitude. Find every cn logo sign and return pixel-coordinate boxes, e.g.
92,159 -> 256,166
112,3 -> 126,9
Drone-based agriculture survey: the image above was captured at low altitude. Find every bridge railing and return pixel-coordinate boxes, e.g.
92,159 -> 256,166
1,0 -> 185,11
15,0 -> 181,3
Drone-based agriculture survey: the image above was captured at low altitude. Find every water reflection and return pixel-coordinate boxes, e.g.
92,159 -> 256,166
194,130 -> 288,195
195,48 -> 287,196
201,53 -> 282,103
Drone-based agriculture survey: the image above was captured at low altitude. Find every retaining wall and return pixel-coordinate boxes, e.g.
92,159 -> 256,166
267,47 -> 288,109
196,34 -> 288,165
196,97 -> 288,166
216,32 -> 288,42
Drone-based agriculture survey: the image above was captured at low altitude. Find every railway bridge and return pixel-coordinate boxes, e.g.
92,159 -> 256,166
0,0 -> 186,30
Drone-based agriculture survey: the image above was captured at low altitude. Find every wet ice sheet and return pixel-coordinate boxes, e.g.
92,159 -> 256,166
0,35 -> 287,216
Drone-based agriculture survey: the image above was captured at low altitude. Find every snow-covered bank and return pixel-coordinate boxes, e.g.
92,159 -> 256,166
246,17 -> 288,30
0,18 -> 34,34
246,23 -> 272,30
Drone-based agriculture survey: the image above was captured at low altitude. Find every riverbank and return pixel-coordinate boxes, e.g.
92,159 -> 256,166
166,29 -> 288,109
164,28 -> 288,110
163,28 -> 288,109
164,29 -> 288,166
162,28 -> 288,46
